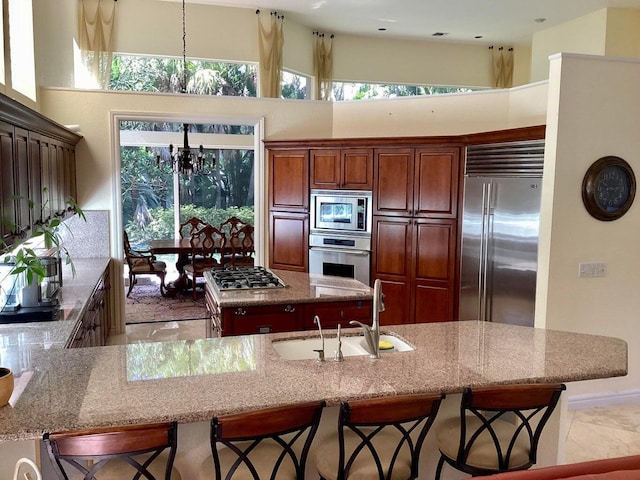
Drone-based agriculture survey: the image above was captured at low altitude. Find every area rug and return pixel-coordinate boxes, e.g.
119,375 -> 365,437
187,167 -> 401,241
125,284 -> 207,324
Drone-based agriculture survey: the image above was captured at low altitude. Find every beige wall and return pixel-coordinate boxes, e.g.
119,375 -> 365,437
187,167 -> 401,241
332,82 -> 547,138
33,0 -> 528,92
537,53 -> 640,401
605,9 -> 640,58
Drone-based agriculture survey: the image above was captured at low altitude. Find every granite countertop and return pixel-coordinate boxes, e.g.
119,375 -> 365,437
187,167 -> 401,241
0,321 -> 627,441
204,269 -> 373,308
0,258 -> 111,370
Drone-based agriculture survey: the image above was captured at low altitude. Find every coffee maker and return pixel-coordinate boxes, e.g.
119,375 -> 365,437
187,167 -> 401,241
38,254 -> 62,305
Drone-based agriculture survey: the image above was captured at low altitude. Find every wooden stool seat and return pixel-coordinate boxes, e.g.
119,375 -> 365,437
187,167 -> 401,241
44,422 -> 180,480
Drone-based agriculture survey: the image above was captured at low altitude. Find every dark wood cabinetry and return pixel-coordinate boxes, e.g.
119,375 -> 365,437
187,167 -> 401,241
373,147 -> 459,217
310,148 -> 373,190
206,294 -> 372,337
68,263 -> 111,348
269,211 -> 309,272
268,149 -> 309,271
303,300 -> 372,329
0,93 -> 80,248
269,149 -> 309,211
372,146 -> 460,324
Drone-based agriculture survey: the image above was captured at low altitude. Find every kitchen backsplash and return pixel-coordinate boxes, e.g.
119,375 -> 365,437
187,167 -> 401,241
58,210 -> 110,259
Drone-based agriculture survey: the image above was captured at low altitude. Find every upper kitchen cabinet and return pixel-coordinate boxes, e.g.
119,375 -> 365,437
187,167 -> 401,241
310,148 -> 373,190
0,92 -> 81,246
373,146 -> 460,218
269,149 -> 309,212
0,122 -> 17,243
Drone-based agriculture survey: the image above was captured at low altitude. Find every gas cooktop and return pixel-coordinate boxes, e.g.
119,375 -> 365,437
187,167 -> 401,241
210,266 -> 287,291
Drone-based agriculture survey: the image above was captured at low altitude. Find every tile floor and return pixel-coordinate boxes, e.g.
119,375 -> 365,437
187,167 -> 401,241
110,319 -> 640,467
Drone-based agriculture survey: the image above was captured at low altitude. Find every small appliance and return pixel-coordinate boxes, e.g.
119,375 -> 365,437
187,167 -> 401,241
310,190 -> 372,234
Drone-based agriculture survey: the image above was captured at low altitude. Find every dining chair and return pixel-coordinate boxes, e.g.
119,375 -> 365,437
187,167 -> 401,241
313,392 -> 445,480
43,422 -> 181,479
179,216 -> 208,239
123,230 -> 167,297
184,224 -> 227,299
225,223 -> 255,267
434,383 -> 566,479
219,216 -> 249,236
198,400 -> 326,479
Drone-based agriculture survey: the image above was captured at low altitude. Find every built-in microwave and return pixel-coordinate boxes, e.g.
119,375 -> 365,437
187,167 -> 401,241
310,190 -> 372,234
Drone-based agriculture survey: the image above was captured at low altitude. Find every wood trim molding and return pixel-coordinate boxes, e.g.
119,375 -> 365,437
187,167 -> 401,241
0,92 -> 82,144
263,125 -> 546,150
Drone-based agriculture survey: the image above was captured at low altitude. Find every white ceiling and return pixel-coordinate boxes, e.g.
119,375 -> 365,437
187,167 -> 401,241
182,0 -> 640,45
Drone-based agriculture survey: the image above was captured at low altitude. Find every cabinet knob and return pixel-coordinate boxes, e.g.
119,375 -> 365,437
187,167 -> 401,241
235,307 -> 247,316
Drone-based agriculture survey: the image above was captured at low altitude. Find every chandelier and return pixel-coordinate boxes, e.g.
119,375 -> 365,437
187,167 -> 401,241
156,0 -> 215,175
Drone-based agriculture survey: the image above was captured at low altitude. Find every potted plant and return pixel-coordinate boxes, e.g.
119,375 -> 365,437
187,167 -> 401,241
1,193 -> 85,307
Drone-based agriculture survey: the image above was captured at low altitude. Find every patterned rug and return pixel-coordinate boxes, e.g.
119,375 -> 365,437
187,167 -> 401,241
125,283 -> 207,324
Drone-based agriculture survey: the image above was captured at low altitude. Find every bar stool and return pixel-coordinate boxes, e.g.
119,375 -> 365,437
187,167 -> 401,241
313,393 -> 445,480
435,383 -> 566,479
43,422 -> 181,479
198,400 -> 326,479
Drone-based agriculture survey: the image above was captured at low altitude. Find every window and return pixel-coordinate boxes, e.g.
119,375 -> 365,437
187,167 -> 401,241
8,0 -> 36,100
281,70 -> 308,99
120,120 -> 255,249
332,81 -> 480,101
110,54 -> 257,97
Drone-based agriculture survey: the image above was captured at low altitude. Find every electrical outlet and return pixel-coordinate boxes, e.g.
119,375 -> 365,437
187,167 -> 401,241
579,263 -> 607,278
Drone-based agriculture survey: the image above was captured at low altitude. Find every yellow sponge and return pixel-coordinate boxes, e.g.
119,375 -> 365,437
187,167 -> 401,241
379,340 -> 394,350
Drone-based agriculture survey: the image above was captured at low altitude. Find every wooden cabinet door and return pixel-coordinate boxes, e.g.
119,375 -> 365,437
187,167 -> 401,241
373,148 -> 414,216
414,147 -> 460,218
28,133 -> 43,226
269,211 -> 309,272
341,149 -> 373,190
310,149 -> 340,189
412,219 -> 457,322
0,122 -> 16,243
40,137 -> 55,222
303,300 -> 372,330
14,128 -> 30,236
372,216 -> 413,325
63,143 -> 77,209
269,149 -> 309,211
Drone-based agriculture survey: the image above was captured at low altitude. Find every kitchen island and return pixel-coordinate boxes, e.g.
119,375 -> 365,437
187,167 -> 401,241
203,269 -> 374,335
0,319 -> 628,478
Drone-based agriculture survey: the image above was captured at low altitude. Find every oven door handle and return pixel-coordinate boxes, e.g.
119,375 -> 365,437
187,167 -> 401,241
309,247 -> 370,256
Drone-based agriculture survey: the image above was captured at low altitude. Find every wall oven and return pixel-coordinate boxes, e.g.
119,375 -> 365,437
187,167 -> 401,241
308,233 -> 371,286
310,190 -> 372,234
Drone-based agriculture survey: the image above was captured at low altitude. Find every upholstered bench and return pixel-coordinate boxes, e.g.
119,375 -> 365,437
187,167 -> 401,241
484,455 -> 640,479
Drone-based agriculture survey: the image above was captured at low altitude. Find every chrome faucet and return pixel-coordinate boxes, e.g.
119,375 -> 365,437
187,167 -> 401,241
349,279 -> 385,359
334,324 -> 344,362
312,315 -> 325,362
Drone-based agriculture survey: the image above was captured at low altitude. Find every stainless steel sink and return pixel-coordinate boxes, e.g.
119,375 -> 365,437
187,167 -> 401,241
271,333 -> 414,360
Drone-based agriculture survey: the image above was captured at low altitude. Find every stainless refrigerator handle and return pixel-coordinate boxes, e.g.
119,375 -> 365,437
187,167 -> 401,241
478,182 -> 488,322
482,182 -> 494,322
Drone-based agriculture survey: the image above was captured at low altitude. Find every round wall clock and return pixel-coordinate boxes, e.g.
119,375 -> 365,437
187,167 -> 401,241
582,156 -> 636,221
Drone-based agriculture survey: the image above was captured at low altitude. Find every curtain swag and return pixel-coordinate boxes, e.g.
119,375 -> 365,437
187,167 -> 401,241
79,0 -> 117,89
257,10 -> 285,98
490,46 -> 514,89
313,32 -> 334,101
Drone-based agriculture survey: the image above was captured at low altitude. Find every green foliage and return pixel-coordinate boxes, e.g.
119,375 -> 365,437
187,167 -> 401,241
110,55 -> 257,97
125,205 -> 254,248
1,195 -> 86,285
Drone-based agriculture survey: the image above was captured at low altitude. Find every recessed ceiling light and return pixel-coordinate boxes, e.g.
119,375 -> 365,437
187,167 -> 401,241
535,18 -> 547,23
378,27 -> 387,31
432,32 -> 449,37
474,35 -> 483,39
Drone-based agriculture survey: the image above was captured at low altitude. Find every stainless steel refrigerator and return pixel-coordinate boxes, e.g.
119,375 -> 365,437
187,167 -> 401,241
459,140 -> 544,327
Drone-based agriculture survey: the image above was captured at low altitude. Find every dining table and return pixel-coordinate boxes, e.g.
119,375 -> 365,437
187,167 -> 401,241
148,235 -> 253,293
